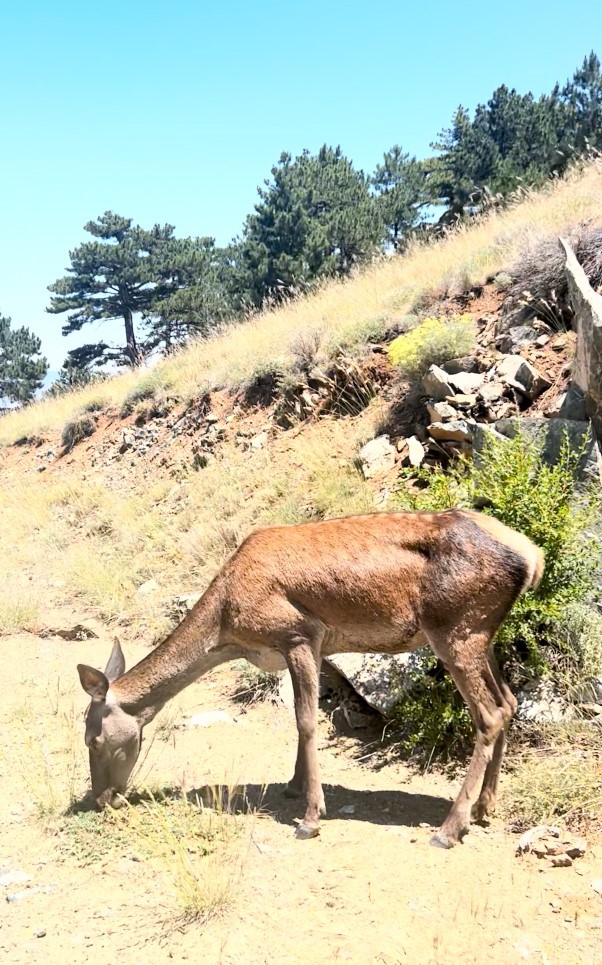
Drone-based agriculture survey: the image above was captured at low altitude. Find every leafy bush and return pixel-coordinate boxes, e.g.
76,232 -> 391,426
387,313 -> 476,380
391,430 -> 601,758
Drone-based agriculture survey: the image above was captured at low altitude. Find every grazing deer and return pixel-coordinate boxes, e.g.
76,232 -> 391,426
77,509 -> 543,848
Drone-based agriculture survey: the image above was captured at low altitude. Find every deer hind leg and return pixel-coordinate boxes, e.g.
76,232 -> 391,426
472,655 -> 517,822
426,628 -> 515,849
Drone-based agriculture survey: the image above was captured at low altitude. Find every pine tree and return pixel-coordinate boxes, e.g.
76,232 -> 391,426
47,213 -> 228,367
235,146 -> 383,307
371,146 -> 430,248
562,52 -> 602,153
0,313 -> 48,404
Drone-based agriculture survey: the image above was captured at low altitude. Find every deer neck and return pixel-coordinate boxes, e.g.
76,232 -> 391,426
112,586 -> 235,723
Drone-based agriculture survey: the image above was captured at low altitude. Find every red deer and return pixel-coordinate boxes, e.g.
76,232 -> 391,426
77,509 -> 543,848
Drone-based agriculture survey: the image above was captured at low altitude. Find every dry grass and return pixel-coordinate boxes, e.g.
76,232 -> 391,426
501,723 -> 602,830
1,679 -> 85,820
0,419 -> 374,639
1,161 -> 600,449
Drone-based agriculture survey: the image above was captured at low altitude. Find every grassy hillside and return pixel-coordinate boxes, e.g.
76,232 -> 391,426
1,160 -> 601,645
1,161 -> 600,449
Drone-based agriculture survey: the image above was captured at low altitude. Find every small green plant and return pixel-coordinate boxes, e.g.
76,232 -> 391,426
60,412 -> 96,451
492,271 -> 512,292
387,313 -> 476,379
391,430 -> 601,759
233,660 -> 281,704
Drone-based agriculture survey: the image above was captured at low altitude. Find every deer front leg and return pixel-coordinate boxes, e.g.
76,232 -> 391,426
285,642 -> 325,839
284,654 -> 323,801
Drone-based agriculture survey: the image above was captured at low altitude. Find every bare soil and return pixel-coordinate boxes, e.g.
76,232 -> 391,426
1,626 -> 602,965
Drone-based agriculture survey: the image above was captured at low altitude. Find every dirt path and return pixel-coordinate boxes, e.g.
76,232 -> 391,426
1,628 -> 601,964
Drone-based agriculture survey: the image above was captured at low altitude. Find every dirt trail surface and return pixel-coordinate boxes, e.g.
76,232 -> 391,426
1,627 -> 602,965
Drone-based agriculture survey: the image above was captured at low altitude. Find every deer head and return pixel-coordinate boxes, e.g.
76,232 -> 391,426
77,640 -> 142,809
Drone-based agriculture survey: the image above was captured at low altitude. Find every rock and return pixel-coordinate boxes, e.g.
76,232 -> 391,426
497,325 -> 540,353
181,710 -> 233,728
325,649 -> 430,716
338,804 -> 356,815
559,384 -> 588,421
495,401 -> 518,420
515,679 -> 572,723
427,421 -> 473,443
426,401 -> 457,422
494,355 -> 552,401
250,431 -> 268,450
447,393 -> 477,408
448,371 -> 485,395
477,382 -> 506,404
137,579 -> 159,596
34,929 -> 47,939
442,356 -> 484,375
492,417 -> 599,480
0,870 -> 31,888
565,839 -> 587,859
406,436 -> 426,467
359,435 -> 396,478
544,393 -> 567,418
422,365 -> 455,401
120,428 -> 136,453
561,238 -> 602,442
550,854 -> 573,868
516,825 -> 561,855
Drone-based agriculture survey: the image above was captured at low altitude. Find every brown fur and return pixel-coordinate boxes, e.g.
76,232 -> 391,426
77,509 -> 544,847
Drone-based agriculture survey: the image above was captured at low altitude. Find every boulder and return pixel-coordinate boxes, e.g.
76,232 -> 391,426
426,401 -> 457,422
325,649 -> 430,716
448,371 -> 485,395
473,416 -> 600,481
561,238 -> 602,441
406,435 -> 426,467
359,435 -> 396,478
494,355 -> 552,401
442,356 -> 484,375
477,382 -> 506,405
559,383 -> 588,421
497,325 -> 540,353
422,365 -> 455,401
427,420 -> 473,443
515,679 -> 572,724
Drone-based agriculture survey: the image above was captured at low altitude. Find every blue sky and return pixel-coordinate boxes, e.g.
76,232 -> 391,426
1,0 -> 601,370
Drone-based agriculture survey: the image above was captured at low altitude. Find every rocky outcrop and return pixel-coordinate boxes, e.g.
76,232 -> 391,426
325,651 -> 430,716
560,237 -> 602,442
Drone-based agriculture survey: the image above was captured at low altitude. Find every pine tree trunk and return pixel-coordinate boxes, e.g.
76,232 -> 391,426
123,307 -> 143,366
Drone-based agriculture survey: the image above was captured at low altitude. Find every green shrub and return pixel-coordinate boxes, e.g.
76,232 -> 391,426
387,313 -> 476,380
391,430 -> 601,759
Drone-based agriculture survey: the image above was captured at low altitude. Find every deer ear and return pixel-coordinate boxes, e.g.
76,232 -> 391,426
77,664 -> 109,701
104,639 -> 126,682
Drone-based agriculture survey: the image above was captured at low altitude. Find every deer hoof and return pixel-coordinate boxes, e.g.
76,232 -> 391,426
294,822 -> 320,840
430,832 -> 454,849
